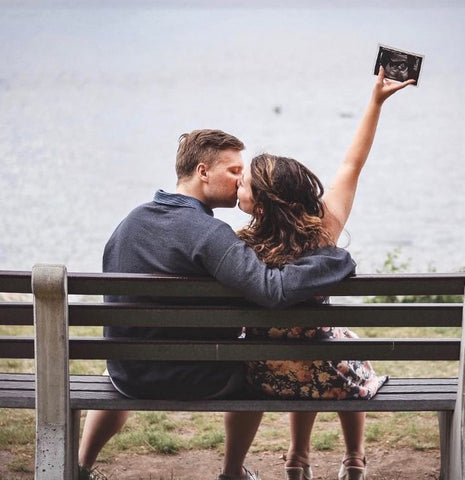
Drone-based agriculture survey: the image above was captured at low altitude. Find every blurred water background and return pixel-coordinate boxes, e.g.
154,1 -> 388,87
0,0 -> 464,274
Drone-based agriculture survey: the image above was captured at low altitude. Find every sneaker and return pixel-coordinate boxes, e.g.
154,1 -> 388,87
217,466 -> 260,480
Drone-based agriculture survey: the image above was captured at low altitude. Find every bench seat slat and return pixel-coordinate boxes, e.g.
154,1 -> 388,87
65,377 -> 457,392
384,377 -> 459,385
0,374 -> 458,413
1,394 -> 454,412
360,384 -> 457,394
76,372 -> 457,412
66,375 -> 462,386
1,375 -> 459,390
67,381 -> 456,395
0,373 -> 34,382
69,395 -> 456,413
0,392 -> 35,408
0,380 -> 36,390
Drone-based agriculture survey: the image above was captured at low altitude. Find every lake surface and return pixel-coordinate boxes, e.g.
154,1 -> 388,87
0,1 -> 464,273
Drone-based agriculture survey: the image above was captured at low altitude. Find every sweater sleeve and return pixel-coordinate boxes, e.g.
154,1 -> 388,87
192,220 -> 356,308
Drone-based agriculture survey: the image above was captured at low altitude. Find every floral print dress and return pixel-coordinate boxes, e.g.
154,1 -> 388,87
246,323 -> 387,400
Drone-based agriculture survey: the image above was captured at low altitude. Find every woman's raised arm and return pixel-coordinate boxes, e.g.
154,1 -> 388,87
322,67 -> 415,243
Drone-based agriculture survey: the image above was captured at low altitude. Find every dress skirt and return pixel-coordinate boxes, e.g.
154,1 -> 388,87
246,326 -> 387,400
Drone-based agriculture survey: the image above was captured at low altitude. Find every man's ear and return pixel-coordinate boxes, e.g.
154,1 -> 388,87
197,163 -> 209,183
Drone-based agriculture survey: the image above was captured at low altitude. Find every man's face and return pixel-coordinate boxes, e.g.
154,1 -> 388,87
204,149 -> 244,208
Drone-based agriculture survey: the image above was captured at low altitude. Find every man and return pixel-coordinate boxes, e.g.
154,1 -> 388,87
78,129 -> 355,480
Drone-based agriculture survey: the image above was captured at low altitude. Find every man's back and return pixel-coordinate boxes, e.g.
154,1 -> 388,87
104,193 -> 240,278
104,191 -> 248,400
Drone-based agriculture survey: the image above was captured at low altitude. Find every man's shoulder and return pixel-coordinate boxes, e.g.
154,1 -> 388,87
121,200 -> 236,238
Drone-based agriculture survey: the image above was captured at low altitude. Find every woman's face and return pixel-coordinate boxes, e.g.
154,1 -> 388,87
237,165 -> 255,214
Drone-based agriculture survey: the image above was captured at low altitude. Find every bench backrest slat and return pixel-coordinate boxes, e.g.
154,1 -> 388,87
1,335 -> 460,362
67,337 -> 461,361
1,301 -> 462,329
62,272 -> 465,296
0,271 -> 32,293
0,303 -> 33,325
2,270 -> 464,296
67,302 -> 463,328
0,337 -> 34,358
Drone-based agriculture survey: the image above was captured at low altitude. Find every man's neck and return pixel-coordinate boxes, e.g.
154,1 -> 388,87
176,183 -> 207,206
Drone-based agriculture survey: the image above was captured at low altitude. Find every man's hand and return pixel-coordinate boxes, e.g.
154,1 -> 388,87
372,66 -> 416,105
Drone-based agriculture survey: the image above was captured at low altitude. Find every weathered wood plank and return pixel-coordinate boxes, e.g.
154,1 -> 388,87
0,381 -> 36,390
0,392 -> 35,408
2,375 -> 458,394
68,337 -> 461,361
386,378 -> 459,385
67,302 -> 463,328
0,373 -> 35,382
68,382 -> 457,396
1,271 -> 464,297
0,303 -> 34,325
1,334 -> 460,362
0,337 -> 34,358
64,272 -> 465,297
1,373 -> 458,413
69,394 -> 457,413
70,374 -> 464,386
0,271 -> 32,293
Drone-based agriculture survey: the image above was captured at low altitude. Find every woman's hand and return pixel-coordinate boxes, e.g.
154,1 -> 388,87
372,66 -> 416,105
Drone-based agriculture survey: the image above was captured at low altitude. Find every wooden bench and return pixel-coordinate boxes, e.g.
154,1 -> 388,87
1,265 -> 464,480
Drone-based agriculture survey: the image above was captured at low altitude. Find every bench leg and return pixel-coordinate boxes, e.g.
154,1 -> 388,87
438,411 -> 452,480
71,409 -> 81,480
35,422 -> 69,480
33,264 -> 72,480
440,293 -> 465,479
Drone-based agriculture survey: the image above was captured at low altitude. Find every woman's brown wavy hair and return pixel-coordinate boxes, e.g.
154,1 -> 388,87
237,154 -> 334,268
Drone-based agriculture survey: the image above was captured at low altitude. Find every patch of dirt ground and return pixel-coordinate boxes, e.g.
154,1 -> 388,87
0,448 -> 441,480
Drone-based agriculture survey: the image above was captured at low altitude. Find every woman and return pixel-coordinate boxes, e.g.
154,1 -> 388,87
235,68 -> 414,480
236,155 -> 378,480
237,154 -> 386,399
